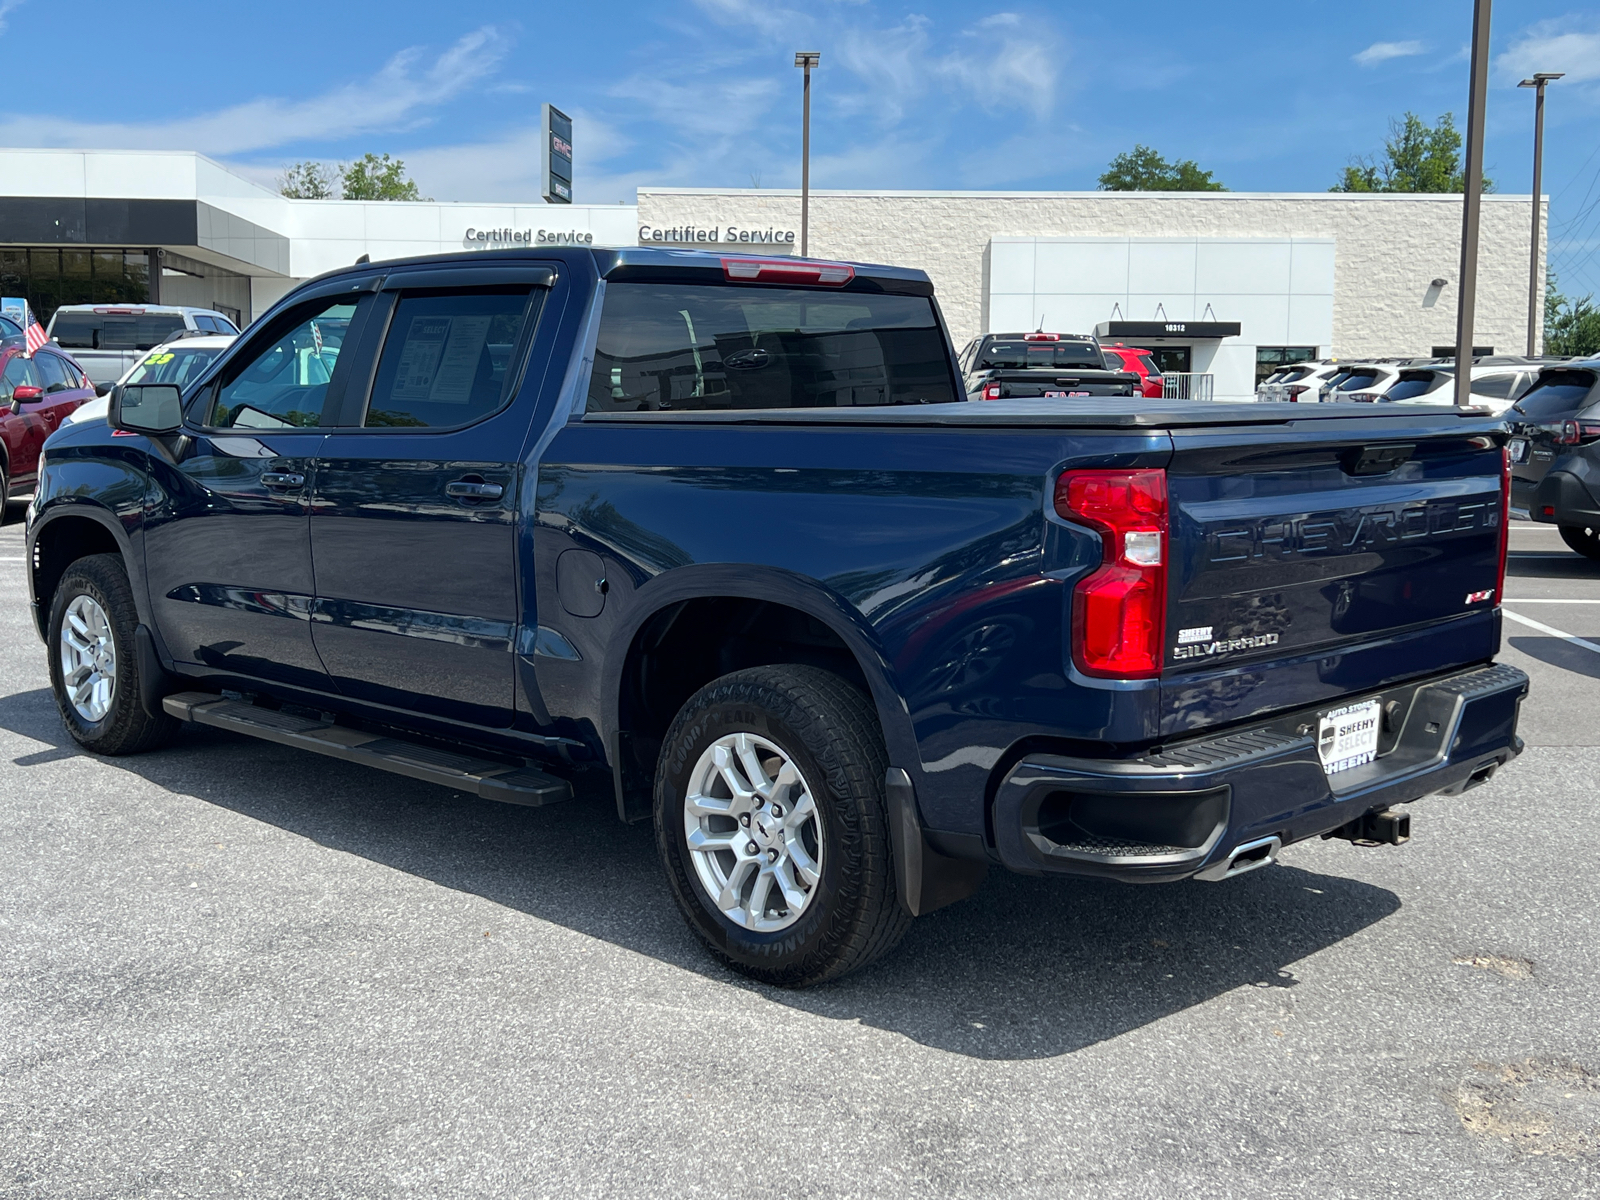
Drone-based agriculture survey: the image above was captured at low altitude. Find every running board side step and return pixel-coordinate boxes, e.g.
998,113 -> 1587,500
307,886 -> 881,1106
162,692 -> 573,807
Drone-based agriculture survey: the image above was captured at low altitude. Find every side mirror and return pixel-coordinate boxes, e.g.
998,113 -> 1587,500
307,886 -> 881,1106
94,381 -> 114,397
12,384 -> 43,404
110,383 -> 183,436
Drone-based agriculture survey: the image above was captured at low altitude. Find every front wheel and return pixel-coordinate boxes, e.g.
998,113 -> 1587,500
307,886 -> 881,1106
1559,524 -> 1600,562
654,665 -> 910,987
48,553 -> 178,755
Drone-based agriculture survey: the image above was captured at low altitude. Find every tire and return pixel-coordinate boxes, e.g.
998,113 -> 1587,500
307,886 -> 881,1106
48,553 -> 178,755
1559,524 -> 1600,562
654,665 -> 911,987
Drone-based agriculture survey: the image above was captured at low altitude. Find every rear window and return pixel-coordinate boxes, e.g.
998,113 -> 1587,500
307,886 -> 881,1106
0,316 -> 19,338
1385,372 -> 1443,401
1472,373 -> 1520,400
1512,370 -> 1598,419
978,339 -> 1104,370
1279,367 -> 1311,383
1334,369 -> 1381,391
51,311 -> 187,351
586,283 -> 958,411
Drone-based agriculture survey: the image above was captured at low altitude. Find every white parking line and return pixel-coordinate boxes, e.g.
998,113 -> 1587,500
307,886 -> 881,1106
1503,609 -> 1600,655
1503,598 -> 1600,604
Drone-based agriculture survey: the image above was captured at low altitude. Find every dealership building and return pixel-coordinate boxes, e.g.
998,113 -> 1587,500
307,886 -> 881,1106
0,148 -> 1545,402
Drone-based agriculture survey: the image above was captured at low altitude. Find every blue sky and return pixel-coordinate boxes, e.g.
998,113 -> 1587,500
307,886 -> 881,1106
1,0 -> 1597,294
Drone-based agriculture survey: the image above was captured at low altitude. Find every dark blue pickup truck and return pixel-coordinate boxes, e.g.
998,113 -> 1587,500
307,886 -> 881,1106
26,248 -> 1527,985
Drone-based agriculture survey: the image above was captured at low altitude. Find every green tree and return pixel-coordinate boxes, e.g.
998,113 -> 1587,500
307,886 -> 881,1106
278,161 -> 337,199
1098,145 -> 1227,192
1331,112 -> 1494,193
1545,272 -> 1600,357
339,153 -> 429,201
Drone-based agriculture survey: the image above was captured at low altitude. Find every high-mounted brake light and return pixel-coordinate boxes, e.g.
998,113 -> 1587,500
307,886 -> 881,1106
721,257 -> 854,286
981,382 -> 1002,401
93,307 -> 144,314
1055,468 -> 1168,678
1023,332 -> 1060,341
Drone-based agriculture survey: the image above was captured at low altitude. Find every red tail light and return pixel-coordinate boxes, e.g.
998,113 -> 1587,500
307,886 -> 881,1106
1055,468 -> 1168,678
1496,446 -> 1510,607
721,257 -> 854,286
1283,384 -> 1310,402
981,382 -> 1002,401
1554,419 -> 1600,445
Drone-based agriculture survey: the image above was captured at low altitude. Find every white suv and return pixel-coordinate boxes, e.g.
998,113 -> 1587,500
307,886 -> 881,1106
1258,360 -> 1341,403
1381,358 -> 1554,415
1320,362 -> 1408,404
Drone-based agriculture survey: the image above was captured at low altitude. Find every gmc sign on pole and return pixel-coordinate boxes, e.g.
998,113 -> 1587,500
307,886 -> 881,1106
542,103 -> 573,205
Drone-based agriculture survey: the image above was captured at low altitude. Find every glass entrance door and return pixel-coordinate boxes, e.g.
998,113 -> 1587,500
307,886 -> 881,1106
1151,347 -> 1191,375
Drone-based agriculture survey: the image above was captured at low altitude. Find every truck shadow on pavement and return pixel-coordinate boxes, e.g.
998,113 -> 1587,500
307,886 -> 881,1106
0,686 -> 1401,1061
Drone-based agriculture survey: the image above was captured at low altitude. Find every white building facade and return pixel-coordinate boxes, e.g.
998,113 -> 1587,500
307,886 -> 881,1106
0,151 -> 1544,402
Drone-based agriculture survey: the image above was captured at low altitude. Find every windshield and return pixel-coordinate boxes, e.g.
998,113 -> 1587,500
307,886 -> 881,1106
127,344 -> 228,387
52,312 -> 188,351
586,284 -> 958,411
0,315 -> 20,338
979,339 -> 1105,370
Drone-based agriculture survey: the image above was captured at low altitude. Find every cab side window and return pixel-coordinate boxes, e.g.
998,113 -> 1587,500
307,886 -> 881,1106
363,288 -> 540,428
35,352 -> 74,393
206,299 -> 359,429
1,356 -> 40,401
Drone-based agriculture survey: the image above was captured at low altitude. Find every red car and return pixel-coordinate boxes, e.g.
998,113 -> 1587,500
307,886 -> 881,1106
1,344 -> 95,504
1102,344 -> 1164,398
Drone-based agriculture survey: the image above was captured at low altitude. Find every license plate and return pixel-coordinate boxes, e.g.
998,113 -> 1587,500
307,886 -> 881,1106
1317,700 -> 1380,776
1508,437 -> 1529,464
1043,390 -> 1067,398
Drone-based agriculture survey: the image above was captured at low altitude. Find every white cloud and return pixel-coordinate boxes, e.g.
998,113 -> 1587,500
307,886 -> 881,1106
691,0 -> 806,40
1496,18 -> 1600,86
0,28 -> 507,154
1353,40 -> 1427,67
0,0 -> 24,35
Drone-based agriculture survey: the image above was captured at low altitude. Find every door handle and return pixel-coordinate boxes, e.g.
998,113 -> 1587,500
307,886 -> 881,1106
446,480 -> 504,500
261,472 -> 305,489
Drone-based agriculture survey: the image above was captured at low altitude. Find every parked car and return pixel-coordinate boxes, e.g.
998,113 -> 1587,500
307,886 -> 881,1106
1380,358 -> 1549,415
28,247 -> 1527,986
1,344 -> 95,501
0,314 -> 24,349
958,331 -> 1139,400
1320,361 -> 1407,403
46,304 -> 241,392
1101,343 -> 1164,398
1507,360 -> 1600,559
1257,359 -> 1341,403
61,334 -> 237,428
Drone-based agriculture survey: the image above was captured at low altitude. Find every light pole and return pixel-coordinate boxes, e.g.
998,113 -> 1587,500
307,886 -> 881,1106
1518,72 -> 1563,355
1453,0 -> 1493,406
794,51 -> 820,257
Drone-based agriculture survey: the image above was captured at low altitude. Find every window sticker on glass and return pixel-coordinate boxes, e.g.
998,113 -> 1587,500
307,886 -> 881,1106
390,315 -> 495,405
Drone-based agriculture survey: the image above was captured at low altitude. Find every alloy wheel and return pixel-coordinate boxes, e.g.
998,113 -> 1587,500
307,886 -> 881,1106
59,594 -> 117,723
682,732 -> 824,932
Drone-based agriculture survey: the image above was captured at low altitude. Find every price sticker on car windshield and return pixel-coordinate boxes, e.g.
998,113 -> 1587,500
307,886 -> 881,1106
1317,700 -> 1381,775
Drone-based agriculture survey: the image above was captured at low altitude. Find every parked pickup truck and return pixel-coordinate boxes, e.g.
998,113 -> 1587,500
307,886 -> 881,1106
958,331 -> 1141,400
28,248 -> 1527,986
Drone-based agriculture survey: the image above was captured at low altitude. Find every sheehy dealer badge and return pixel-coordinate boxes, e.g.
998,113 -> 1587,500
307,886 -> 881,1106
1317,700 -> 1381,776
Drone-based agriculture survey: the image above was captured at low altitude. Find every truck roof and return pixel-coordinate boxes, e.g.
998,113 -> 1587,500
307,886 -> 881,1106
301,246 -> 936,297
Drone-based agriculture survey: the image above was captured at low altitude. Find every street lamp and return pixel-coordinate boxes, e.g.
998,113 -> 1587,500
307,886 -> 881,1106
794,51 -> 820,257
1453,0 -> 1493,407
1518,72 -> 1564,355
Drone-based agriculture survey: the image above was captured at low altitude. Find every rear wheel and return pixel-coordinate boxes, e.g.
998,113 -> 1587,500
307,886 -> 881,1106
1559,524 -> 1600,562
654,665 -> 910,987
48,553 -> 178,755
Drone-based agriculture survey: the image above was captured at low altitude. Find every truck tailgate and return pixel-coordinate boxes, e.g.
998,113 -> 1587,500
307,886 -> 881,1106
1161,419 -> 1505,736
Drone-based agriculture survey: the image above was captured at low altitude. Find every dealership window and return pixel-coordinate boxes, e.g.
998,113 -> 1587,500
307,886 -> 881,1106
586,283 -> 958,412
1255,346 -> 1317,386
0,248 -> 152,328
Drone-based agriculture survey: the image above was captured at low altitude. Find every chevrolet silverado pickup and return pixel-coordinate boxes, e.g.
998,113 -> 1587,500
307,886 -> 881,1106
28,248 -> 1527,986
958,331 -> 1140,400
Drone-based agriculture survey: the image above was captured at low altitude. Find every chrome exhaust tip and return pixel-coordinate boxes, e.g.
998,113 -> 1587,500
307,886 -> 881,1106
1195,835 -> 1282,882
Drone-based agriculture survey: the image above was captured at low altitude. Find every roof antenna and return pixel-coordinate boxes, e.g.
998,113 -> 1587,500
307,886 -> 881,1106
1037,315 -> 1045,333
355,253 -> 370,264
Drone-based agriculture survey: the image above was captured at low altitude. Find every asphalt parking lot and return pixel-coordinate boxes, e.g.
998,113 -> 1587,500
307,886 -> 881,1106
2,507 -> 1597,1199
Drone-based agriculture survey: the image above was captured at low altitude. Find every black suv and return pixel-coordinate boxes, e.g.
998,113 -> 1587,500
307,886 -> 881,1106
1508,360 -> 1600,559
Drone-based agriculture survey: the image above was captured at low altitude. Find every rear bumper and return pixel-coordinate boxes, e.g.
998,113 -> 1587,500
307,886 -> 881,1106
992,662 -> 1527,883
1514,469 -> 1600,526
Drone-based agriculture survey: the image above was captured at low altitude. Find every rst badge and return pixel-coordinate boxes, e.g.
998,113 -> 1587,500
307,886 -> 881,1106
1465,589 -> 1494,605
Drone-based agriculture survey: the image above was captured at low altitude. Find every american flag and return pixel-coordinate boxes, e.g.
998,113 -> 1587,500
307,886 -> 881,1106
23,302 -> 47,355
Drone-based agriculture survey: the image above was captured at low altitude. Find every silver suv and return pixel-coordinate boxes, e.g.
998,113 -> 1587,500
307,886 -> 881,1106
45,304 -> 241,392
